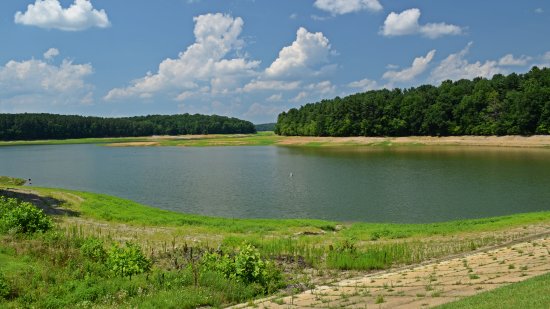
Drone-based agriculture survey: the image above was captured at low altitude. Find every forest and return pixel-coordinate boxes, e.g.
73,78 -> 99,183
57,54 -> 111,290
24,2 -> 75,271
275,67 -> 550,136
0,113 -> 256,141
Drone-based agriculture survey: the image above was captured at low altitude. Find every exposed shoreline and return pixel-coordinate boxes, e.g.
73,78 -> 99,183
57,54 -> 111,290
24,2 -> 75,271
2,133 -> 550,148
277,134 -> 550,148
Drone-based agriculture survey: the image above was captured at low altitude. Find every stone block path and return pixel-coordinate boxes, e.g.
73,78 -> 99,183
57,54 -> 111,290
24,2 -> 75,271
230,236 -> 550,308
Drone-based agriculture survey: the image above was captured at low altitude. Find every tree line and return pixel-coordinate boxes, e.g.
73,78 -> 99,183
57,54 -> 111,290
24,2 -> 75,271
275,67 -> 550,136
0,113 -> 256,141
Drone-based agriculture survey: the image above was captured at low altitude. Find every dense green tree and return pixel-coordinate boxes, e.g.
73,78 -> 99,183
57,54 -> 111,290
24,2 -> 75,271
275,67 -> 550,137
0,113 -> 256,141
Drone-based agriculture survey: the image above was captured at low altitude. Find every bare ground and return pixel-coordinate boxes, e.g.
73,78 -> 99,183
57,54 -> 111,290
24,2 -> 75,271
277,135 -> 550,148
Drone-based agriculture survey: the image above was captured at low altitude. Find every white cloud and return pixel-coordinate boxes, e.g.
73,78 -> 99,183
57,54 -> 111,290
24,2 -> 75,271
314,0 -> 382,15
265,27 -> 332,79
14,0 -> 110,31
535,51 -> 550,68
535,8 -> 544,14
105,13 -> 260,101
383,50 -> 436,82
43,47 -> 59,60
242,80 -> 301,93
306,80 -> 336,95
291,91 -> 308,102
347,78 -> 379,92
0,54 -> 94,109
288,81 -> 335,103
498,54 -> 532,66
420,23 -> 463,39
244,102 -> 283,119
381,8 -> 462,39
430,42 -> 504,83
266,93 -> 283,102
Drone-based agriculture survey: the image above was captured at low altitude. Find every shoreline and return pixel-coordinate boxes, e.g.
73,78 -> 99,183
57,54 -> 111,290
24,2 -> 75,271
277,134 -> 550,148
3,132 -> 550,148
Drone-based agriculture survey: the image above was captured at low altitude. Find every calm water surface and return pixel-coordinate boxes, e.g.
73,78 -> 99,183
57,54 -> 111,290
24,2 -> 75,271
1,144 -> 549,223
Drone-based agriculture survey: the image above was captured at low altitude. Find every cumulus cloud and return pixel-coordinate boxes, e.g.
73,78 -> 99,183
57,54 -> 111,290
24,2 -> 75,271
347,78 -> 379,92
314,0 -> 382,15
0,53 -> 94,110
265,27 -> 332,79
383,50 -> 436,82
43,47 -> 59,60
430,42 -> 504,83
242,80 -> 301,93
14,0 -> 110,31
244,102 -> 283,119
535,8 -> 544,14
381,8 -> 462,39
266,93 -> 283,102
498,54 -> 532,66
105,13 -> 260,101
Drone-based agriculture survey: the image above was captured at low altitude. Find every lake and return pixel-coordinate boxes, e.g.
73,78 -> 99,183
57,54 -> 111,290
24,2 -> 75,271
1,144 -> 549,223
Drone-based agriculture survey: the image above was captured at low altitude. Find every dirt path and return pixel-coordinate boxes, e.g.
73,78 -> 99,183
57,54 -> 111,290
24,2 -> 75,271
231,235 -> 550,309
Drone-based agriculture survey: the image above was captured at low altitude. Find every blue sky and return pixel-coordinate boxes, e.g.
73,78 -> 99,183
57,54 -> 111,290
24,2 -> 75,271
1,0 -> 549,123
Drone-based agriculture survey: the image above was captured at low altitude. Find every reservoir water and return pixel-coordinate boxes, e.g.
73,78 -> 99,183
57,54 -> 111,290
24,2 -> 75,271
1,144 -> 549,223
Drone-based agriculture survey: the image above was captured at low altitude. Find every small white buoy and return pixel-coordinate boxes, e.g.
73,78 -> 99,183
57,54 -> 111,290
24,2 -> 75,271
289,172 -> 293,178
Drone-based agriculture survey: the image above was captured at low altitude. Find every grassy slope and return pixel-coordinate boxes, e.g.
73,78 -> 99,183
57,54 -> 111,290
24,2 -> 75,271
437,273 -> 550,309
0,132 -> 280,147
22,186 -> 550,240
2,177 -> 550,307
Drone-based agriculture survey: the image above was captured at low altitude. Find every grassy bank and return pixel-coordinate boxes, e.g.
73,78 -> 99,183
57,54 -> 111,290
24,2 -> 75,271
1,176 -> 550,307
437,272 -> 550,309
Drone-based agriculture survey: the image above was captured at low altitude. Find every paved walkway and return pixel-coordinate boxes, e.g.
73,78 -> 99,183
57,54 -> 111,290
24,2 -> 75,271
231,236 -> 550,308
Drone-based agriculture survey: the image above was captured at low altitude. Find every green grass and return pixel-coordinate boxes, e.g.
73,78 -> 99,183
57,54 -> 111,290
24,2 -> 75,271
0,136 -> 151,147
0,234 -> 261,308
3,182 -> 550,273
2,179 -> 550,308
0,176 -> 26,186
0,132 -> 282,147
24,185 -> 550,240
436,273 -> 550,309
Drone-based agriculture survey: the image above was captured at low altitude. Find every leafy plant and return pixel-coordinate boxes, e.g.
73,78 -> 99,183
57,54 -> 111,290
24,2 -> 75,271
0,197 -> 53,234
201,244 -> 281,293
80,237 -> 107,262
0,272 -> 10,300
106,242 -> 151,279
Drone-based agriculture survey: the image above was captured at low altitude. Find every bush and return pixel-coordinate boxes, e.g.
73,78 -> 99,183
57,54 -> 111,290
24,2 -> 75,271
80,238 -> 107,262
0,272 -> 10,300
0,197 -> 53,234
106,242 -> 151,279
201,244 -> 281,293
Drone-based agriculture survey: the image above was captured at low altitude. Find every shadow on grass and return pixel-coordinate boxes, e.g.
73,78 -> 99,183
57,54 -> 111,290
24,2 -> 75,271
0,189 -> 79,217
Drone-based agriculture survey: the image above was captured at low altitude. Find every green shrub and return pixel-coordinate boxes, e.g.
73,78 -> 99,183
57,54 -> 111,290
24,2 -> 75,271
106,242 -> 151,279
0,272 -> 10,300
0,197 -> 53,234
201,244 -> 282,293
80,237 -> 107,262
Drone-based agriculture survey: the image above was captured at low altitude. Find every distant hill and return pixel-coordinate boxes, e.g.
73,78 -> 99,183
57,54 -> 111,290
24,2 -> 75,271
255,123 -> 276,131
276,67 -> 550,137
0,113 -> 256,141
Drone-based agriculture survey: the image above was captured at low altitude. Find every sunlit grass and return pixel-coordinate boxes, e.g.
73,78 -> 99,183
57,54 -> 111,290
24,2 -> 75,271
436,273 -> 550,309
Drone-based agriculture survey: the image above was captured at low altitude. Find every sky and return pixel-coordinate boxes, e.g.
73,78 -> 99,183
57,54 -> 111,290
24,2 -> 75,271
1,1 -> 549,123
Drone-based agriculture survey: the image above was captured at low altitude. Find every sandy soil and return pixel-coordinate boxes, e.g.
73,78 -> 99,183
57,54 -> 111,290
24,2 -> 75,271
278,135 -> 550,148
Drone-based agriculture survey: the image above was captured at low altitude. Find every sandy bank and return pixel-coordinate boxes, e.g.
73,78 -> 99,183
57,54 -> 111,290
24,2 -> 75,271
278,135 -> 550,148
